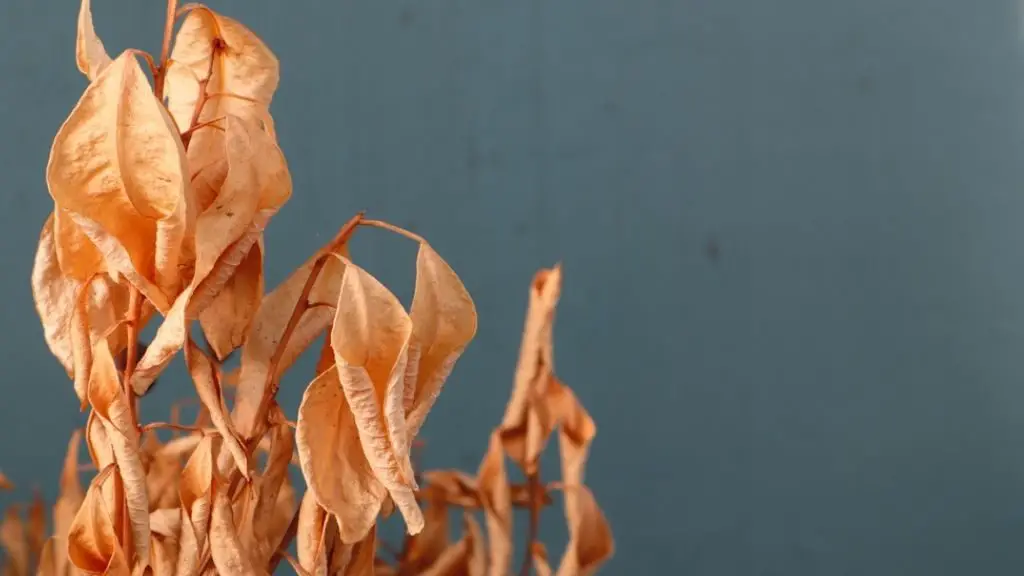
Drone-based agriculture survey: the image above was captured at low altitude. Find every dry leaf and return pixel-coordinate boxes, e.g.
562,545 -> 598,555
27,493 -> 47,566
0,473 -> 11,491
199,239 -> 264,360
47,51 -> 189,314
209,488 -> 258,576
75,0 -> 111,81
554,485 -> 613,576
296,366 -> 387,544
35,538 -> 56,576
1,506 -> 28,576
250,411 -> 292,558
176,436 -> 217,576
421,471 -> 478,508
404,243 -> 478,442
337,525 -> 375,576
330,259 -> 421,534
68,466 -> 130,576
549,379 -> 596,499
399,492 -> 448,573
86,343 -> 149,572
231,253 -> 345,440
54,431 -> 86,576
183,340 -> 248,478
531,542 -> 553,576
131,114 -> 290,394
295,491 -> 327,576
500,266 -> 562,475
477,432 -> 511,576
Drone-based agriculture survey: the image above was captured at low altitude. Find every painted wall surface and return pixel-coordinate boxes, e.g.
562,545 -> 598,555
4,1 -> 1024,573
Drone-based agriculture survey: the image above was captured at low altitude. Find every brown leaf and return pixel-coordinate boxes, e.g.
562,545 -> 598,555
295,490 -> 327,576
165,7 -> 279,135
32,216 -> 127,403
1,506 -> 28,576
404,243 -> 478,442
47,51 -> 189,314
549,379 -> 596,500
183,340 -> 248,478
27,493 -> 47,566
499,266 -> 562,475
330,259 -> 421,534
337,525 -> 376,576
131,114 -> 290,394
75,0 -> 111,81
250,411 -> 293,557
421,471 -> 479,508
463,513 -> 487,576
35,538 -> 56,576
199,238 -> 264,360
477,432 -> 511,576
149,531 -> 179,576
68,466 -> 130,576
554,485 -> 613,576
231,253 -> 345,440
531,542 -> 553,576
54,431 -> 86,576
399,492 -> 448,574
209,487 -> 259,576
176,436 -> 217,576
296,367 -> 387,544
0,473 -> 11,491
86,343 -> 149,572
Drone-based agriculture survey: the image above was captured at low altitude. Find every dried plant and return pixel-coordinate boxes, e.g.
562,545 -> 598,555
2,2 -> 613,575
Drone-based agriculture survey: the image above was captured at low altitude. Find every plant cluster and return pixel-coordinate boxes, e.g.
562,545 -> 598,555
0,2 -> 613,575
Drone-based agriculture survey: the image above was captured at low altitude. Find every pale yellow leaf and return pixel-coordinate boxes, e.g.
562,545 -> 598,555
75,0 -> 111,81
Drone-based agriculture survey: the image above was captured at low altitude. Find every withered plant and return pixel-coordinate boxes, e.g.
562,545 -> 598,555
1,2 -> 613,575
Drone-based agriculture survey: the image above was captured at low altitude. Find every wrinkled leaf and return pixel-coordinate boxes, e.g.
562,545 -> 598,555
67,466 -> 129,575
199,239 -> 264,360
209,488 -> 258,576
183,339 -> 249,478
330,259 -> 421,534
47,51 -> 189,313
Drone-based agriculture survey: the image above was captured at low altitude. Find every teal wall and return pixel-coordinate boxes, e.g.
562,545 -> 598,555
5,1 -> 1024,573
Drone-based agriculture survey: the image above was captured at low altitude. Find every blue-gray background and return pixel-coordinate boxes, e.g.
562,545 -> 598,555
4,1 -> 1024,574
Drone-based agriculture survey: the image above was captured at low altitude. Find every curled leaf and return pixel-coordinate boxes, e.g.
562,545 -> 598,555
404,242 -> 478,441
184,339 -> 248,478
209,487 -> 258,576
68,466 -> 130,575
87,342 -> 149,572
500,266 -> 562,474
76,0 -> 112,80
47,51 -> 189,313
331,259 -> 421,534
478,431 -> 511,576
296,367 -> 387,544
554,485 -> 613,576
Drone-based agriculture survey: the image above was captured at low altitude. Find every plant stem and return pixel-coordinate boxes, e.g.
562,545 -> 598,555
519,471 -> 542,576
123,287 -> 143,427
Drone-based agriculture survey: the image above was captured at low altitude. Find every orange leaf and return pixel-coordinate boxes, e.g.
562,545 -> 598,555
75,0 -> 112,81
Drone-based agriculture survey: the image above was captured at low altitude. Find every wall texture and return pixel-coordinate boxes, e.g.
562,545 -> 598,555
4,0 -> 1024,573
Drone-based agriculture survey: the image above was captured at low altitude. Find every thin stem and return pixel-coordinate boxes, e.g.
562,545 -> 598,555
123,288 -> 143,427
141,422 -> 208,434
519,471 -> 542,576
160,0 -> 178,70
127,49 -> 159,79
360,218 -> 427,244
